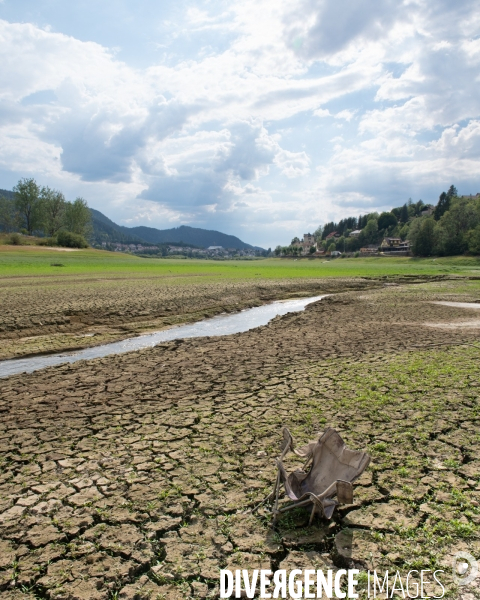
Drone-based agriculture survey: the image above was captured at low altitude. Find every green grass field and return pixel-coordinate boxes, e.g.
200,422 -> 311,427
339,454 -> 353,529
1,245 -> 479,280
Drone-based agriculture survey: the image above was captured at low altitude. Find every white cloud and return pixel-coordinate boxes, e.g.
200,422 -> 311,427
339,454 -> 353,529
429,121 -> 480,159
335,109 -> 356,122
313,108 -> 331,117
283,0 -> 413,62
275,149 -> 311,178
0,0 -> 479,247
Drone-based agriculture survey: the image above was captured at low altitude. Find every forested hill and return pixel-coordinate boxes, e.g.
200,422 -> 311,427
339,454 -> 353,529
91,209 -> 260,249
89,209 -> 145,244
0,189 -> 14,201
123,224 -> 258,249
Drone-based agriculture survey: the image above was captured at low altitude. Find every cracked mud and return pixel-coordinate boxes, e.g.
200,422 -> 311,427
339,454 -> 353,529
0,276 -> 376,361
0,278 -> 479,599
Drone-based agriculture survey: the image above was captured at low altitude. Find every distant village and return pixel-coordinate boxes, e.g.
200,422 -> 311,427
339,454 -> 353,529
98,242 -> 267,258
277,189 -> 480,258
275,231 -> 411,258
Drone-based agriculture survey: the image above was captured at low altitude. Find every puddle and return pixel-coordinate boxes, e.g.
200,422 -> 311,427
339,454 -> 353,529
432,301 -> 480,309
425,319 -> 480,329
0,295 -> 327,378
426,301 -> 480,329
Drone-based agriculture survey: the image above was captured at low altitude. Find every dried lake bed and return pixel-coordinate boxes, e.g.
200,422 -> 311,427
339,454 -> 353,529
0,295 -> 328,378
0,276 -> 479,599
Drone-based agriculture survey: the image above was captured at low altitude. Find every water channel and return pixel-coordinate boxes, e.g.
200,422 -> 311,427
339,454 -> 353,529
0,294 -> 327,378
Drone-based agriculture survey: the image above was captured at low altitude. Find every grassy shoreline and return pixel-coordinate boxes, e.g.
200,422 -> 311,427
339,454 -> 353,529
0,245 -> 479,279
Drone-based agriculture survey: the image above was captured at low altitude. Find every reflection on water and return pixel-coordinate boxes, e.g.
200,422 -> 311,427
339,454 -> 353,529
0,295 -> 327,378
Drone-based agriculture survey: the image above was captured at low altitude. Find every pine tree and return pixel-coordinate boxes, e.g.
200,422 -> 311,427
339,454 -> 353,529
435,184 -> 457,220
446,185 -> 458,199
434,191 -> 448,221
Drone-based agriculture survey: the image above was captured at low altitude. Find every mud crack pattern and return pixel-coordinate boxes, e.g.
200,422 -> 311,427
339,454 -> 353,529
0,280 -> 479,599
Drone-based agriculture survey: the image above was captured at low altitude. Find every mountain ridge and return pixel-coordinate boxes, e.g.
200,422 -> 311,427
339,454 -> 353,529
89,208 -> 261,248
118,223 -> 260,249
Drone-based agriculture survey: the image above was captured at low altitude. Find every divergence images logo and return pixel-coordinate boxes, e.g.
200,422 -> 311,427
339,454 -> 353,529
453,552 -> 478,587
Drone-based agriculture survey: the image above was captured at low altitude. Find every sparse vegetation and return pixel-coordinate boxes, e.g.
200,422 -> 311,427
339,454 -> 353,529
56,230 -> 89,248
8,232 -> 22,245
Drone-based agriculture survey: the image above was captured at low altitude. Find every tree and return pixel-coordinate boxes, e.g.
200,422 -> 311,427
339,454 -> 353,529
399,203 -> 409,223
64,197 -> 92,237
363,218 -> 379,244
358,213 -> 375,229
434,185 -> 458,221
13,178 -> 42,234
57,230 -> 89,248
274,245 -> 282,256
327,242 -> 336,253
412,218 -> 435,256
407,198 -> 417,219
345,236 -> 359,252
378,211 -> 398,231
0,196 -> 20,232
313,225 -> 323,241
407,216 -> 425,251
434,191 -> 448,220
434,196 -> 480,256
447,185 -> 458,199
309,246 -> 316,254
412,200 -> 425,216
399,224 -> 409,240
41,187 -> 66,236
336,216 -> 357,236
291,237 -> 300,245
467,225 -> 480,255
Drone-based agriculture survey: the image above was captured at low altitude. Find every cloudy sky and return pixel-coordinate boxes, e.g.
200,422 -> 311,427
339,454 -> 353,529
0,0 -> 479,247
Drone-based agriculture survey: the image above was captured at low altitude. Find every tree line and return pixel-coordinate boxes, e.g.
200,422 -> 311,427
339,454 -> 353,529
409,188 -> 480,256
0,178 -> 92,247
276,185 -> 480,256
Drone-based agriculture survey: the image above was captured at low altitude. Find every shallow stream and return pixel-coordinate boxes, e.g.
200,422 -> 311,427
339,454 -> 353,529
0,295 -> 327,378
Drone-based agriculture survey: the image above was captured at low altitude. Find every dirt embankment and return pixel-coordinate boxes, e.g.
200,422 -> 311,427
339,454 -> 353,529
0,281 -> 479,599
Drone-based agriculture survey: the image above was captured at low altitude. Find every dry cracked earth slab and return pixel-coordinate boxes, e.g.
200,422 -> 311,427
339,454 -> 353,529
0,280 -> 479,599
0,275 -> 386,361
